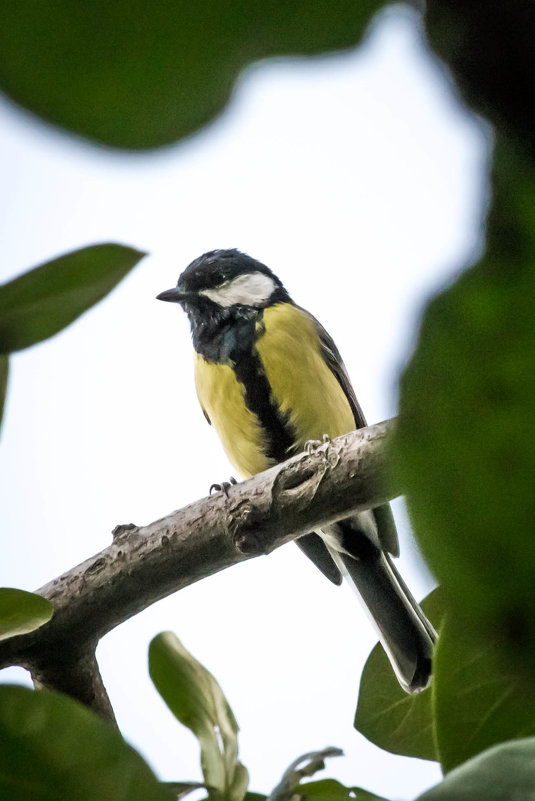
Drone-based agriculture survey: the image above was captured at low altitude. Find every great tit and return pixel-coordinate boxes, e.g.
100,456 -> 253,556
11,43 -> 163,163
157,248 -> 436,693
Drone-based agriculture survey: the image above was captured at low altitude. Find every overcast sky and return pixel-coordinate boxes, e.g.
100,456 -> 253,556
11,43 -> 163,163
0,7 -> 487,799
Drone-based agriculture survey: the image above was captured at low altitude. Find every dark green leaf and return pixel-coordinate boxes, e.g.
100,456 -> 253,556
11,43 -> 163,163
0,0 -> 385,150
395,136 -> 535,679
354,588 -> 444,760
350,791 -> 390,801
424,3 -> 535,155
0,354 -> 8,433
433,613 -> 535,773
0,588 -> 53,641
197,796 -> 267,801
0,684 -> 174,801
416,737 -> 535,801
0,244 -> 145,353
293,779 -> 390,801
161,782 -> 206,799
149,631 -> 248,801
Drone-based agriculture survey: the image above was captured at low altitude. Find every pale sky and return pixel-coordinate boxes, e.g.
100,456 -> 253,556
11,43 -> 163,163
0,8 -> 487,799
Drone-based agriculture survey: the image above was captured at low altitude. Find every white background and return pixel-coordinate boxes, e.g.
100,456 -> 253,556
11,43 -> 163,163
0,8 -> 487,799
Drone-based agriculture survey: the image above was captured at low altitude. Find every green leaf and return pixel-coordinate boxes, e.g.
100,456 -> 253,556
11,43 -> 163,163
0,684 -> 174,801
433,613 -> 535,773
354,588 -> 444,761
416,737 -> 535,801
196,796 -> 267,801
394,136 -> 535,679
291,779 -> 390,801
0,0 -> 385,150
0,244 -> 145,353
424,3 -> 535,156
0,354 -> 8,433
149,631 -> 248,801
350,791 -> 390,801
0,588 -> 53,641
161,782 -> 206,799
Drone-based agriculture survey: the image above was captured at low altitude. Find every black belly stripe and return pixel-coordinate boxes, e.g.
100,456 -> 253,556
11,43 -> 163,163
232,345 -> 296,463
191,305 -> 296,463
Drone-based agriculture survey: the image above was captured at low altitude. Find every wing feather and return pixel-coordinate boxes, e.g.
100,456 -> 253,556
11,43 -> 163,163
300,307 -> 399,557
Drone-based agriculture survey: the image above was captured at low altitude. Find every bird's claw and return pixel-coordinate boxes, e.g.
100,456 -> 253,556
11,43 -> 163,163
305,434 -> 331,455
210,476 -> 238,497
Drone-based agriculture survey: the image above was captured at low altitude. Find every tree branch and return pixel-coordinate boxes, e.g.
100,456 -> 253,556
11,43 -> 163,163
0,419 -> 398,713
31,647 -> 119,726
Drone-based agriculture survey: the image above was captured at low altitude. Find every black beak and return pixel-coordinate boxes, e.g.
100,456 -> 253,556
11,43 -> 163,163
156,287 -> 190,303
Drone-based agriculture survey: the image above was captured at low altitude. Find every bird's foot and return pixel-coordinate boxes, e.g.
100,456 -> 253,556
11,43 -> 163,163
209,476 -> 237,497
305,434 -> 331,454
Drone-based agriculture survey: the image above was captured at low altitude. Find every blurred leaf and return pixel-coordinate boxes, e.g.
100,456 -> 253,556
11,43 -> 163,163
0,684 -> 174,801
395,136 -> 535,678
229,762 -> 250,801
0,588 -> 53,641
149,631 -> 248,801
0,244 -> 145,353
354,588 -> 444,760
0,0 -> 384,150
195,796 -> 267,801
349,791 -> 390,801
433,613 -> 535,773
416,737 -> 535,801
289,778 -> 390,800
424,2 -> 535,155
0,354 -> 8,433
269,748 -> 343,801
161,782 -> 206,799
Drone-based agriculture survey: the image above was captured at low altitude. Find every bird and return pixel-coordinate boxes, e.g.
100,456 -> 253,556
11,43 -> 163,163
157,248 -> 436,692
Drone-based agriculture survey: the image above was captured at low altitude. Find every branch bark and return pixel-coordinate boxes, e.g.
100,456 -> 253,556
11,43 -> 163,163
31,647 -> 119,726
0,419 -> 399,716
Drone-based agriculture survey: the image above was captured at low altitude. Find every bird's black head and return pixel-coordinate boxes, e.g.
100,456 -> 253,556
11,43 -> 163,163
157,249 -> 290,314
157,249 -> 292,358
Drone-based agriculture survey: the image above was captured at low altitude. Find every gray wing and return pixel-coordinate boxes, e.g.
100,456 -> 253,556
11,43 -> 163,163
301,307 -> 399,557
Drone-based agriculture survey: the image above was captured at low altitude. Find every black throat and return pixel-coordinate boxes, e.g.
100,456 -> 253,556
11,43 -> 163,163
188,303 -> 258,364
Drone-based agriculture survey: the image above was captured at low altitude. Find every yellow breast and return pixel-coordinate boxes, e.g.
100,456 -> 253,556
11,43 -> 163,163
256,304 -> 355,449
194,303 -> 356,479
194,354 -> 272,478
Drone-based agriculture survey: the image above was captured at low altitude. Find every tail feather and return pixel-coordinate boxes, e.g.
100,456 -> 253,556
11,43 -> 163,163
326,533 -> 437,693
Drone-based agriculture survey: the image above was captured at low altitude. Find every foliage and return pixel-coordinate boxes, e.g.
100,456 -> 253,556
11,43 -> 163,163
0,354 -> 7,433
1,1 -> 534,800
354,589 -> 444,762
395,137 -> 535,681
148,635 -> 367,800
431,608 -> 535,772
0,243 -> 144,428
0,0 -> 384,150
0,684 -> 174,801
149,631 -> 249,801
415,738 -> 535,801
0,244 -> 145,354
0,588 -> 53,641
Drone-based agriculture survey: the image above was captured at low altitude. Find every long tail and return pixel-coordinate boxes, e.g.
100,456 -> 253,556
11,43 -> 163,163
326,527 -> 437,693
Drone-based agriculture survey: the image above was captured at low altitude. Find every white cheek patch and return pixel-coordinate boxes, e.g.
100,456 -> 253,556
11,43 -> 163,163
200,272 -> 276,307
